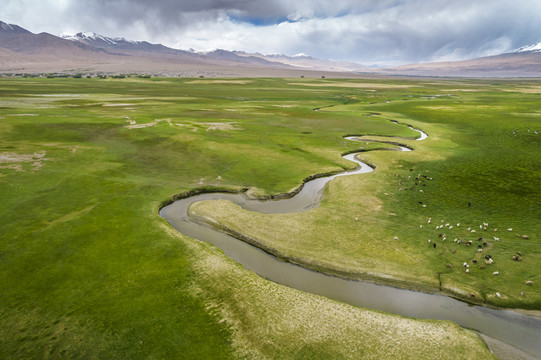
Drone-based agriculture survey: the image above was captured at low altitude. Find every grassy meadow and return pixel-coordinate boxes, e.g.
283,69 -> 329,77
0,76 -> 537,358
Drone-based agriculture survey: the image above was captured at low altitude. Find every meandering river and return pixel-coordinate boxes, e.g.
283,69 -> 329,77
160,125 -> 540,358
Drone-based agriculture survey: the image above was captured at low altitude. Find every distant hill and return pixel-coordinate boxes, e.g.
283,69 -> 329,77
1,20 -> 540,77
380,44 -> 541,77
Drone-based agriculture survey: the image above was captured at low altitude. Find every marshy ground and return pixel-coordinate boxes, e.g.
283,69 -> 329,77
1,76 -> 538,358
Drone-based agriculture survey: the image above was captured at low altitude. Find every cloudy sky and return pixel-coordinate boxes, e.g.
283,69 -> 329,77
2,0 -> 541,66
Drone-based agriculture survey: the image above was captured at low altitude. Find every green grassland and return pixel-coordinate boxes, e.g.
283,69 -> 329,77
0,76 -> 535,358
189,79 -> 541,309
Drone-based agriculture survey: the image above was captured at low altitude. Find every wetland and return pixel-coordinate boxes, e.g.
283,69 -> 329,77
1,77 -> 539,359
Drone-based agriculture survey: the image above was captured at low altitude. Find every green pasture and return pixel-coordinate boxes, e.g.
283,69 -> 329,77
189,78 -> 541,308
0,76 -> 536,358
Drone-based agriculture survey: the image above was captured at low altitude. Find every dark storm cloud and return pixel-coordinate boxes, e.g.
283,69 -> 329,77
65,0 -> 288,29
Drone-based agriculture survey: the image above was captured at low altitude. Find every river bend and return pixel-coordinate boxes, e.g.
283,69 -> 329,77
160,124 -> 540,358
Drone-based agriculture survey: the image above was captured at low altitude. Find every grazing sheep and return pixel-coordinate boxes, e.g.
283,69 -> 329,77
446,263 -> 453,268
477,249 -> 483,252
522,235 -> 529,240
457,223 -> 460,227
521,291 -> 526,296
494,237 -> 499,241
508,228 -> 513,231
496,292 -> 501,297
471,230 -> 476,233
463,262 -> 468,267
525,280 -> 533,286
452,249 -> 456,254
486,258 -> 494,265
394,236 -> 399,240
466,269 -> 470,273
449,226 -> 453,230
492,271 -> 499,275
470,292 -> 476,298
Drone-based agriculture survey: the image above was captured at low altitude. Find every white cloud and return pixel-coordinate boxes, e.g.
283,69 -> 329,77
1,0 -> 541,65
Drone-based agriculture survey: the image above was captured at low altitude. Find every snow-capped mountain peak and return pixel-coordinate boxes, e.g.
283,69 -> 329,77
61,32 -> 140,46
515,42 -> 541,53
0,20 -> 31,34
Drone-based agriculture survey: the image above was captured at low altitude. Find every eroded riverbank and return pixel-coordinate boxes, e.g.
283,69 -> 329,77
160,125 -> 541,358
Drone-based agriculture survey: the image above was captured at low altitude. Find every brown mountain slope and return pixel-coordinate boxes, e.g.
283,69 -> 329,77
381,52 -> 541,77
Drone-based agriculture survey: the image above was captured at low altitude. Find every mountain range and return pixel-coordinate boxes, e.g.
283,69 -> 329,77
1,20 -> 540,77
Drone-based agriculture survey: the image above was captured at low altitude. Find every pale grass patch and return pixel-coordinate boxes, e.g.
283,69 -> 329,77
289,82 -> 415,89
102,103 -> 135,107
422,106 -> 457,111
441,89 -> 480,92
186,80 -> 253,85
176,224 -> 492,359
200,122 -> 243,131
504,87 -> 541,94
0,151 -> 49,171
124,118 -> 174,129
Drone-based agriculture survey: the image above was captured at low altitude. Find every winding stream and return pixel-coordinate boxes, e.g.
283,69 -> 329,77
160,124 -> 540,358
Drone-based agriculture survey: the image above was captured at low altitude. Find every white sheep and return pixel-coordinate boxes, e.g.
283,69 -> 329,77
496,292 -> 501,297
494,237 -> 499,241
492,271 -> 499,275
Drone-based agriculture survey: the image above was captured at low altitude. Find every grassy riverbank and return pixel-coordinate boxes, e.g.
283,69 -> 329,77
0,76 -> 534,358
189,79 -> 541,309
